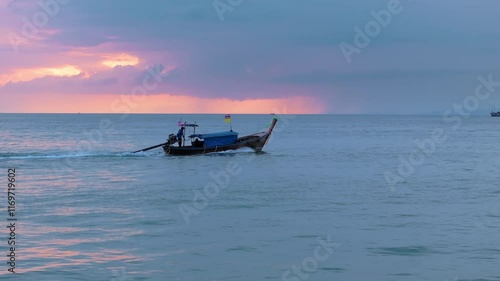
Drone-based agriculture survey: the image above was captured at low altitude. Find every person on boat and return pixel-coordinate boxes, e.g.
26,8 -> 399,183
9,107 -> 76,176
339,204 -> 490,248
177,127 -> 185,147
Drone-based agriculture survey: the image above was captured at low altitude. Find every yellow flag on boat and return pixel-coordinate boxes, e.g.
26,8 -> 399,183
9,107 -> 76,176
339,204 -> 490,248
224,114 -> 231,123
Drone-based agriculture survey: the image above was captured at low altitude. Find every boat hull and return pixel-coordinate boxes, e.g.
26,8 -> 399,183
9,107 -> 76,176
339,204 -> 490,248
163,118 -> 277,156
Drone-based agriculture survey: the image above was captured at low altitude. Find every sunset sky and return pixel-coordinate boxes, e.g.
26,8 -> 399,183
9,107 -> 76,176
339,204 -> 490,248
1,0 -> 500,114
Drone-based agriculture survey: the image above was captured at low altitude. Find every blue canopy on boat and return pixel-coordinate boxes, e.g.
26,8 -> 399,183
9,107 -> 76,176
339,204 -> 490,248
189,131 -> 238,147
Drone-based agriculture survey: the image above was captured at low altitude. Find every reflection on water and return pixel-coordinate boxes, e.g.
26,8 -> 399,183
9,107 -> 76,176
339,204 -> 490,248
19,247 -> 138,274
13,222 -> 145,275
49,206 -> 134,216
1,152 -> 149,278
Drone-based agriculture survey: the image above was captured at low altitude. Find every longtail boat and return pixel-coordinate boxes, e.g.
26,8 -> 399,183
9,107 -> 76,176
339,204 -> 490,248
164,117 -> 277,155
133,117 -> 278,156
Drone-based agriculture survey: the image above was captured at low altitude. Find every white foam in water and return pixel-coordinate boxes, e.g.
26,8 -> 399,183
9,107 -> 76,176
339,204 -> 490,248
0,151 -> 159,160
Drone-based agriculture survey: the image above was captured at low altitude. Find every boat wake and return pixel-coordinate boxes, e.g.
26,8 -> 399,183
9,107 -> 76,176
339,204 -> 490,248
203,147 -> 258,156
1,148 -> 265,160
0,151 -> 162,160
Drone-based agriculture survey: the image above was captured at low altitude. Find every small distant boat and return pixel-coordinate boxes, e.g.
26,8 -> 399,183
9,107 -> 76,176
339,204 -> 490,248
163,117 -> 278,156
491,106 -> 500,117
133,116 -> 278,156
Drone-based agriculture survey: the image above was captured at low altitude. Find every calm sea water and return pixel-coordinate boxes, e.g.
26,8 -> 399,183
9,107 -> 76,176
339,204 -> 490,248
0,114 -> 499,281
